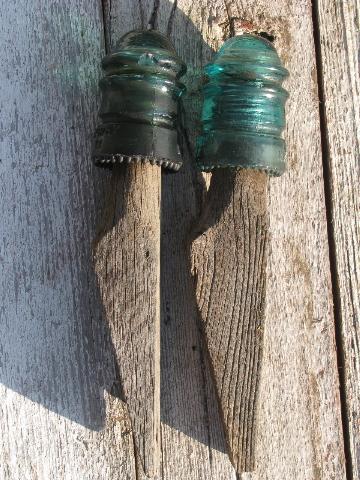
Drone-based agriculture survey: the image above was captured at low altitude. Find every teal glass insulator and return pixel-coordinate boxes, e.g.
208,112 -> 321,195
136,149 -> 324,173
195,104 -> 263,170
93,30 -> 186,171
196,34 -> 289,176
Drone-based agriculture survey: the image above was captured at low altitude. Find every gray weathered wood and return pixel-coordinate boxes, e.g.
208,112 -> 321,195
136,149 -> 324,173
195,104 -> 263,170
0,0 -> 352,478
192,170 -> 268,473
220,3 -> 346,477
0,1 -> 138,479
315,0 -> 360,477
94,164 -> 161,477
176,0 -> 347,477
139,0 -> 345,476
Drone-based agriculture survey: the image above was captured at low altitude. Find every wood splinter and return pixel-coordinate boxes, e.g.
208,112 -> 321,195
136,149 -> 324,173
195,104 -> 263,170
92,30 -> 186,477
192,34 -> 289,473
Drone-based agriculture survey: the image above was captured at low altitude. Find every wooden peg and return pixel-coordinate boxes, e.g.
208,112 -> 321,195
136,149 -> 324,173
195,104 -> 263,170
93,30 -> 185,477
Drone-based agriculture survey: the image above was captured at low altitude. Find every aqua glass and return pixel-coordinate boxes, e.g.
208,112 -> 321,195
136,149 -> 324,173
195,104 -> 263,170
94,30 -> 186,171
196,34 -> 289,175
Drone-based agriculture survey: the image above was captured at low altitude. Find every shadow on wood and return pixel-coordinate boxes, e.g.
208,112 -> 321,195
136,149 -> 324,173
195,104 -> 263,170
0,0 -> 348,478
0,2 -> 269,476
99,0 -> 232,465
158,2 -> 231,457
0,0 -> 119,432
0,2 -> 229,468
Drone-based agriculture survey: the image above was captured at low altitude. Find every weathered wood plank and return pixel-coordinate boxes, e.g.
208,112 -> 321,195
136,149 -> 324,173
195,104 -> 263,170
315,0 -> 360,477
0,1 -> 138,479
211,1 -> 345,479
0,0 -> 350,479
122,0 -> 345,477
192,170 -> 269,473
175,0 -> 346,477
218,2 -> 346,478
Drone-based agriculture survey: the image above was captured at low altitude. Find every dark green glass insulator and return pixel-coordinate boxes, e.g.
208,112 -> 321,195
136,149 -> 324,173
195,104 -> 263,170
196,34 -> 289,176
93,30 -> 186,171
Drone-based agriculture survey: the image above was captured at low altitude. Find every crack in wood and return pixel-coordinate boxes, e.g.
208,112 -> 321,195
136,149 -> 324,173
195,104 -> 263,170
311,2 -> 356,479
148,0 -> 161,29
167,0 -> 178,36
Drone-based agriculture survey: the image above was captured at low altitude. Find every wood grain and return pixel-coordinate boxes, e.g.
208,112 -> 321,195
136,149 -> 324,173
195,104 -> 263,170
94,164 -> 161,478
315,0 -> 360,477
94,7 -> 163,475
182,0 -> 347,477
0,1 -> 138,479
103,2 -> 236,479
0,0 -> 352,478
192,170 -> 268,472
